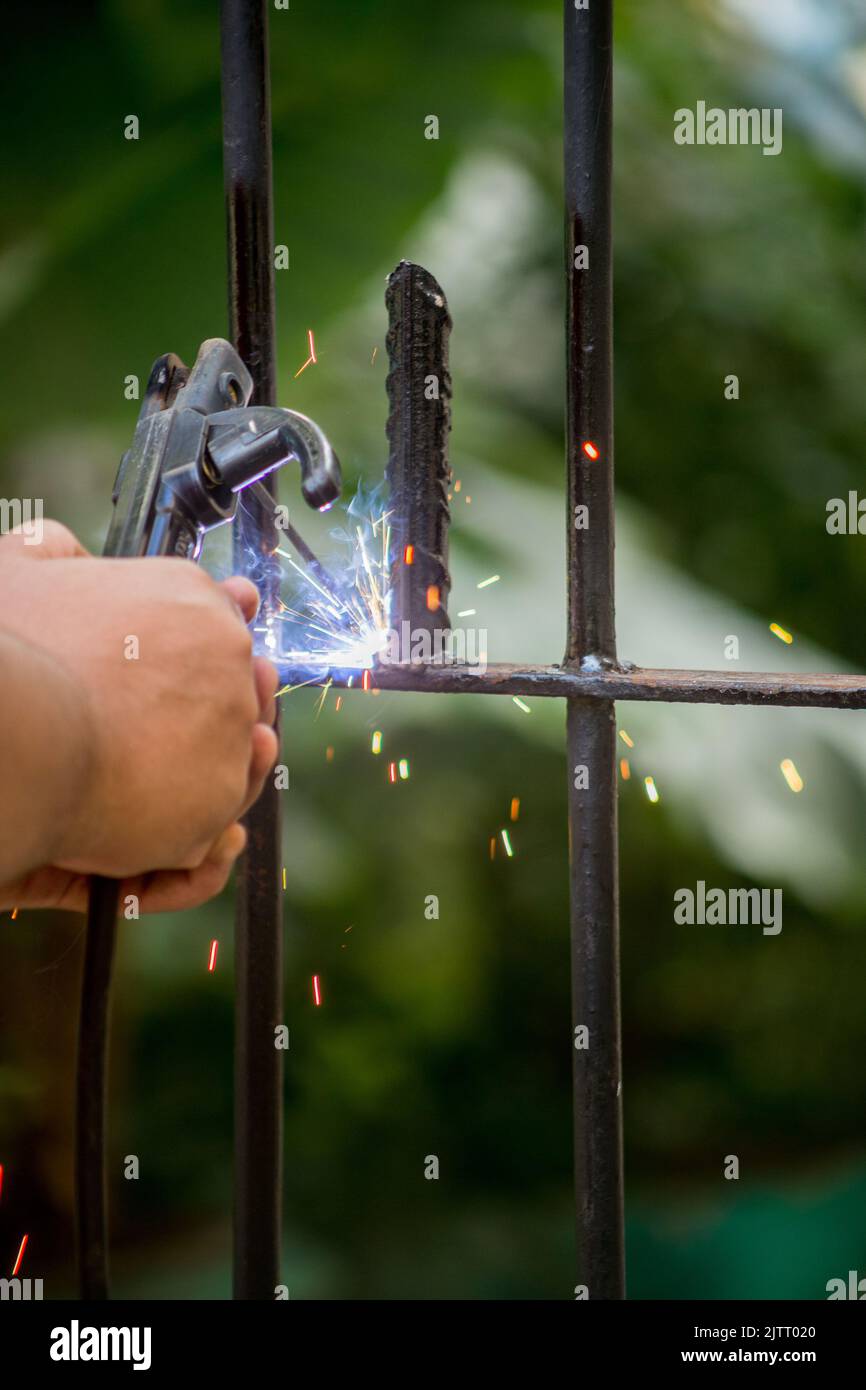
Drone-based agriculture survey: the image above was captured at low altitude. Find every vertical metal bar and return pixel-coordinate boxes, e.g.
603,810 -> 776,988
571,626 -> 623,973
220,0 -> 283,1300
385,260 -> 453,636
75,887 -> 117,1300
563,0 -> 625,1298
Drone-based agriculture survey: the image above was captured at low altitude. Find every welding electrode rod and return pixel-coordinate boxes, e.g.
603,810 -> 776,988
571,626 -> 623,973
280,521 -> 347,609
564,0 -> 625,1299
220,0 -> 284,1301
385,261 -> 453,634
242,480 -> 350,617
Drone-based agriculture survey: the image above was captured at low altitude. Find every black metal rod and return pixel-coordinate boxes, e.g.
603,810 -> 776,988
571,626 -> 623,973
220,0 -> 283,1301
75,351 -> 193,1301
564,0 -> 625,1298
565,9 -> 616,668
75,879 -> 119,1300
566,699 -> 623,1299
274,661 -> 866,709
385,261 -> 453,634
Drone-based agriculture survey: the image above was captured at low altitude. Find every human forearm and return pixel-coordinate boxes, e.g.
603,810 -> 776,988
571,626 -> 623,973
0,630 -> 94,886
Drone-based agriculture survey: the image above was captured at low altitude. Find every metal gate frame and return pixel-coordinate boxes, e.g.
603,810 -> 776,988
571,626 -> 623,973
227,0 -> 866,1300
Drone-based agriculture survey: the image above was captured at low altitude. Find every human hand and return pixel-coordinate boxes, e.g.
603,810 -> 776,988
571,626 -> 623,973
0,521 -> 278,901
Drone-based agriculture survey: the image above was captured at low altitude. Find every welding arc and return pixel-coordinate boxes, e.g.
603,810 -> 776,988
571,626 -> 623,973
76,875 -> 120,1299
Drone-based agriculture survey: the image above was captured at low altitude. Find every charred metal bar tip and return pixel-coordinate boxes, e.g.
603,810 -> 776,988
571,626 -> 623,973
385,261 -> 453,639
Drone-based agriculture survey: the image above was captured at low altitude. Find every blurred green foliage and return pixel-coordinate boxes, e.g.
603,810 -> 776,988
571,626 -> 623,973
2,0 -> 866,1299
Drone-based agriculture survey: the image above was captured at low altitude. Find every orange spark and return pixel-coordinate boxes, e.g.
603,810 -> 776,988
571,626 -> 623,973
426,585 -> 440,611
510,797 -> 520,821
208,940 -> 218,973
582,441 -> 600,461
313,975 -> 322,1007
11,1234 -> 28,1278
293,329 -> 318,379
404,544 -> 415,565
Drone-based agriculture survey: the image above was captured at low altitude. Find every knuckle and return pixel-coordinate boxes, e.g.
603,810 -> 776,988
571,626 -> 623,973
225,674 -> 258,724
160,557 -> 209,588
214,751 -> 250,809
259,659 -> 279,695
214,609 -> 253,659
178,842 -> 209,871
233,624 -> 254,660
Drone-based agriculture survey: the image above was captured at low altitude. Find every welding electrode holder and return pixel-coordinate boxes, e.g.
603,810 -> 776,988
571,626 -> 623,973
77,338 -> 341,1300
105,338 -> 341,562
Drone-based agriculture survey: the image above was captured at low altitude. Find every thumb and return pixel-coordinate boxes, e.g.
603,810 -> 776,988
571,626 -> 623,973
2,518 -> 91,560
219,575 -> 261,625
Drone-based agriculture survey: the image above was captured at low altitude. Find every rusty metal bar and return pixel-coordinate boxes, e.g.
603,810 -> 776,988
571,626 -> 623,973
563,0 -> 624,1299
276,661 -> 866,709
385,260 -> 453,635
220,0 -> 283,1301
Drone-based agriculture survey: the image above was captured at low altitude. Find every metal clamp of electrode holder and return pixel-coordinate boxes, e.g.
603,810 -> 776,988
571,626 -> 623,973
106,338 -> 341,563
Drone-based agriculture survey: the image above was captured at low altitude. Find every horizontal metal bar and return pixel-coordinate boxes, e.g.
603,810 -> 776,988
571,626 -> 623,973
276,661 -> 866,709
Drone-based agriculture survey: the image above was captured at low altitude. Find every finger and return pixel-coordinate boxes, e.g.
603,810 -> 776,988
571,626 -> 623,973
168,819 -> 249,874
205,821 -> 248,865
0,519 -> 91,561
238,723 -> 279,816
124,823 -> 248,915
6,821 -> 249,912
136,861 -> 233,915
218,576 -> 260,624
253,655 -> 279,724
0,866 -> 91,912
